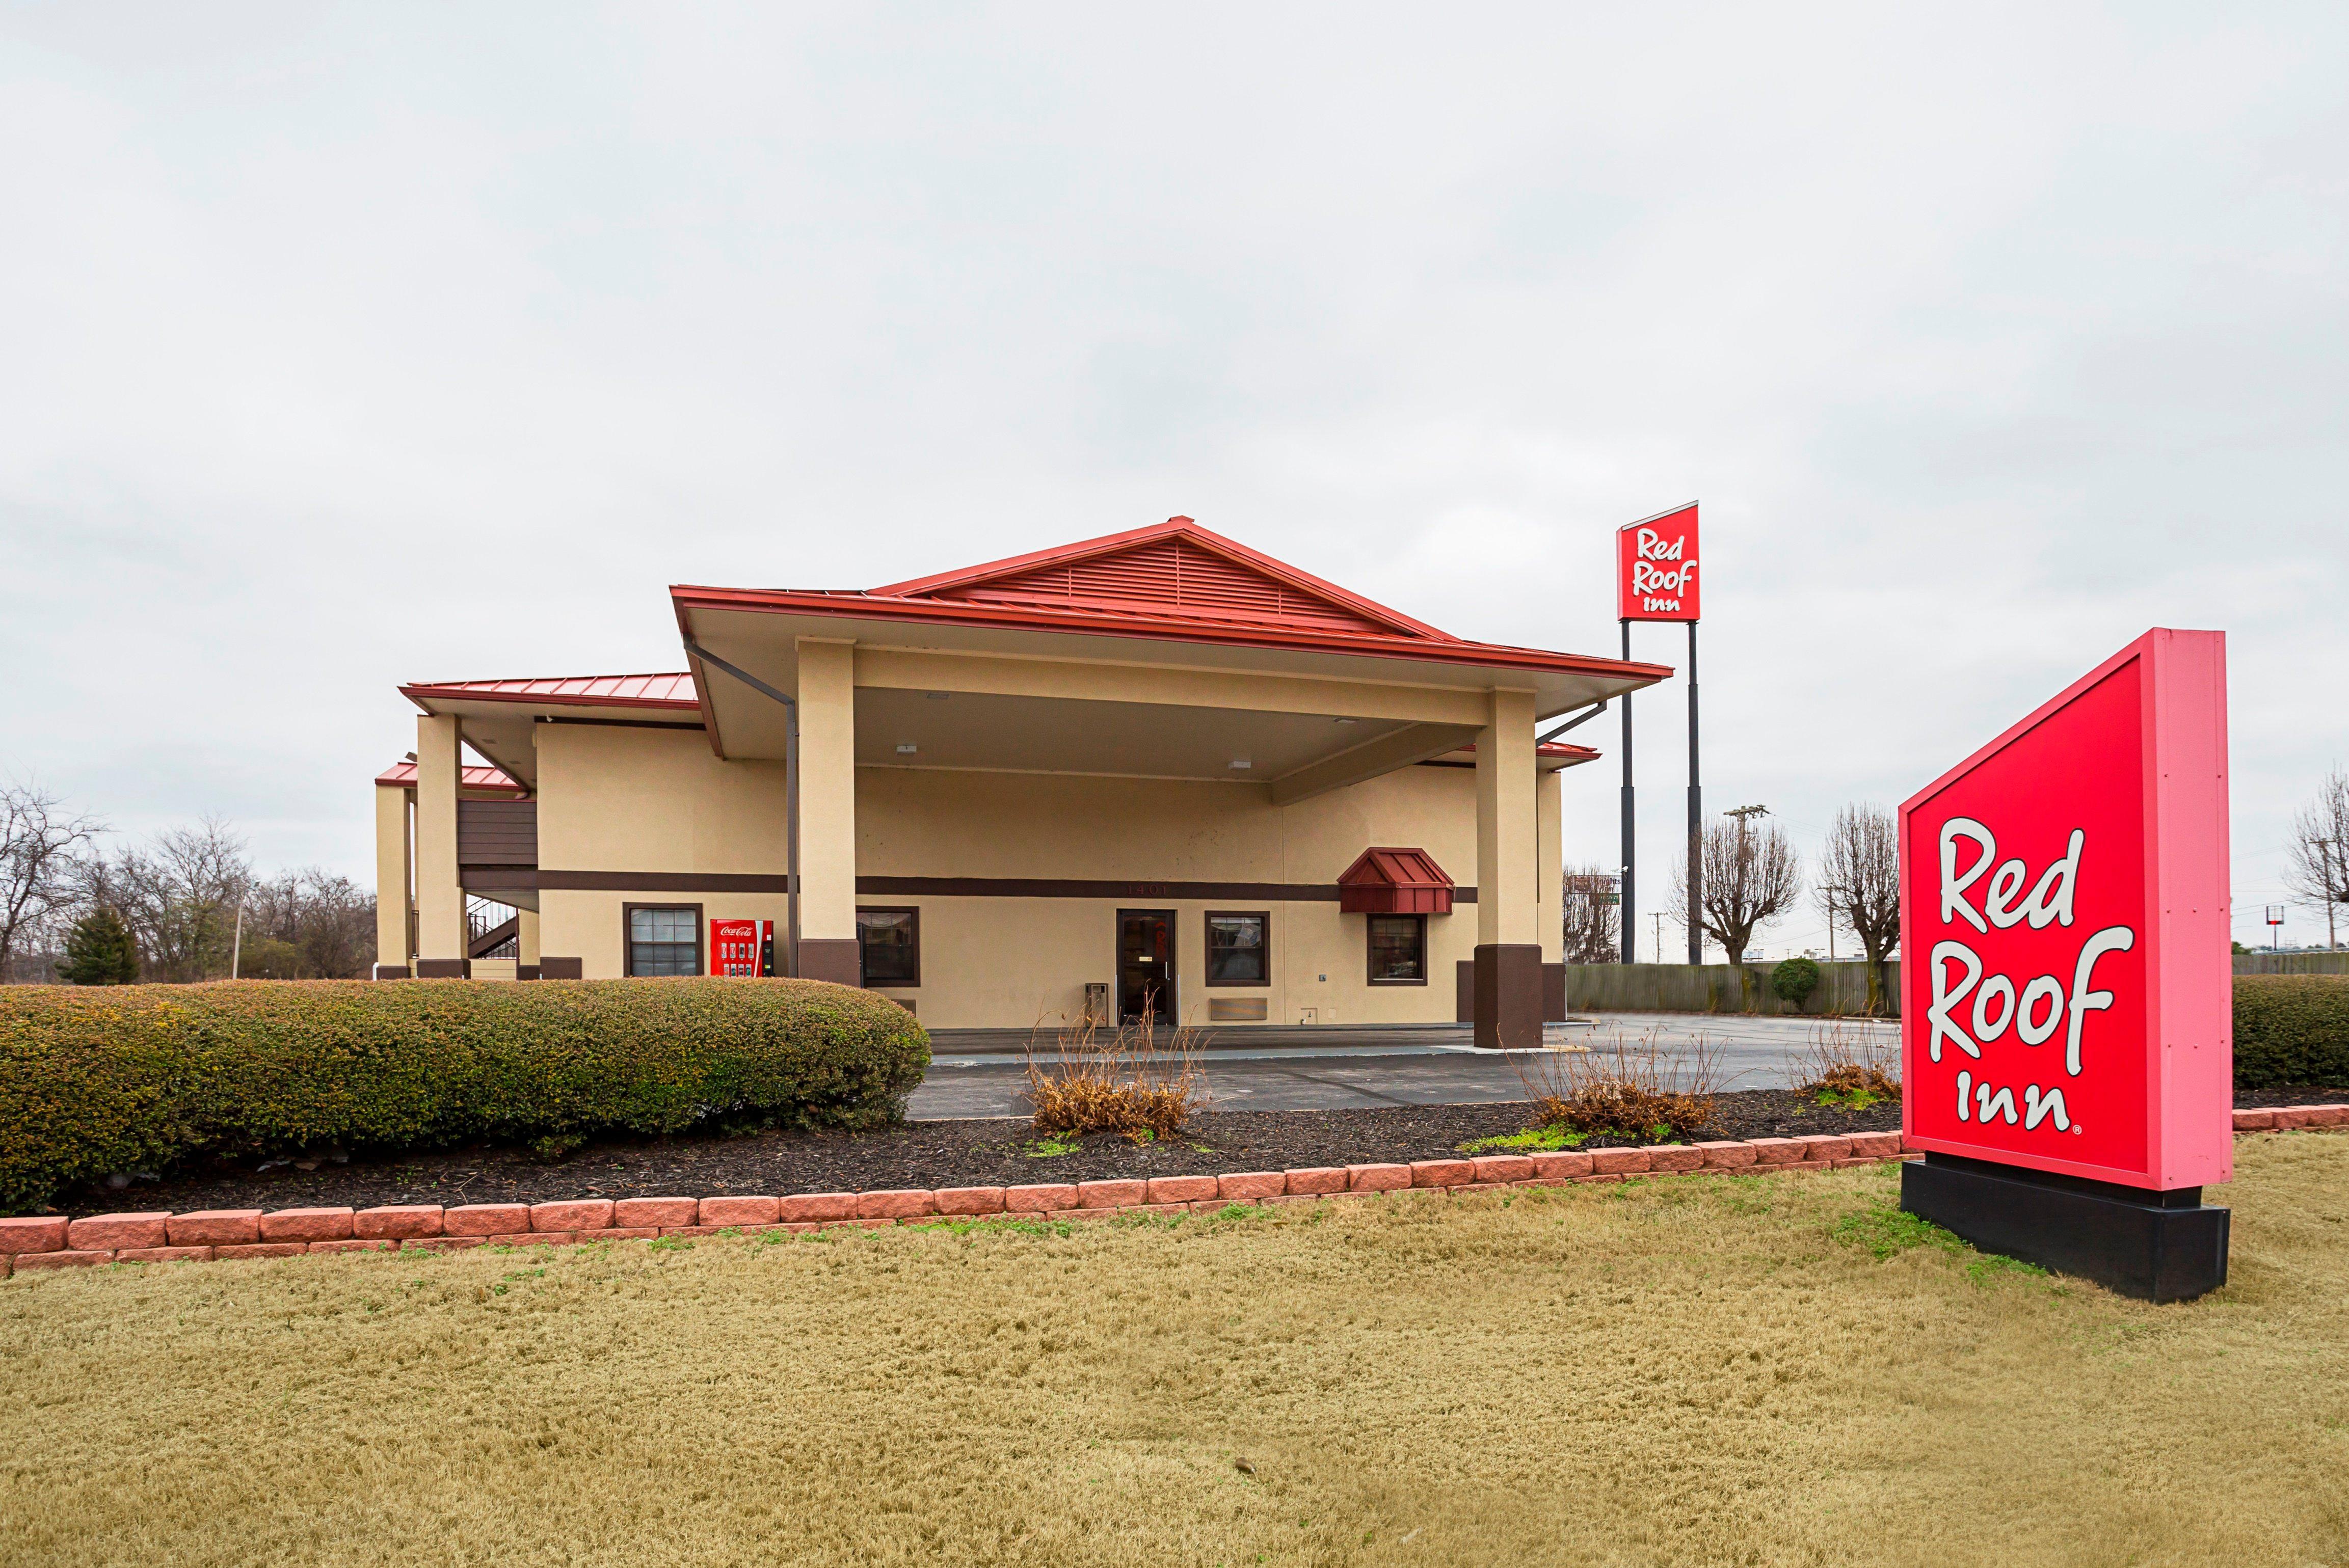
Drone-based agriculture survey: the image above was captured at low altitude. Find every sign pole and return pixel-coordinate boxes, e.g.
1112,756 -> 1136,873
1619,618 -> 1636,963
1686,619 -> 1701,964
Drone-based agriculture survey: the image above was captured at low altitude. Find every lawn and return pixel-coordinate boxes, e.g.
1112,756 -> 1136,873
4,1139 -> 2344,1567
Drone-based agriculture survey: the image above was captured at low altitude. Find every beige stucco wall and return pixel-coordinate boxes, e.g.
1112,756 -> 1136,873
519,719 -> 1563,1023
533,722 -> 791,971
855,763 -> 1501,1029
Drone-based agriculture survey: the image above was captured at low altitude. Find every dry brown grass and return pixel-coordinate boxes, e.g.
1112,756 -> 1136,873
1024,1010 -> 1206,1141
1514,1028 -> 1720,1141
5,1138 -> 2348,1566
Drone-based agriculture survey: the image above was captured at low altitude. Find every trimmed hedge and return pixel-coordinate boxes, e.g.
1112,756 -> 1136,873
0,978 -> 929,1215
2234,975 -> 2349,1090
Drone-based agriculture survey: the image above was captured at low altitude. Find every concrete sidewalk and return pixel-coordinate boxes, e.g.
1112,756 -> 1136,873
907,1010 -> 1896,1120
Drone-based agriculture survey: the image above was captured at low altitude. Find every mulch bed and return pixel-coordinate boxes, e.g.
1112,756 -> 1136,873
66,1089 -> 1899,1218
58,1084 -> 2346,1220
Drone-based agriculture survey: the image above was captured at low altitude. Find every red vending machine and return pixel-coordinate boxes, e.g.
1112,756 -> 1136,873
708,918 -> 775,977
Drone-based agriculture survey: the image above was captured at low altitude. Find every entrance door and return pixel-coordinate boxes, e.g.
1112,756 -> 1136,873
1116,909 -> 1176,1025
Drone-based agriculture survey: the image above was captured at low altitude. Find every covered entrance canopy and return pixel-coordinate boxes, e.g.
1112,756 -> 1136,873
671,518 -> 1660,794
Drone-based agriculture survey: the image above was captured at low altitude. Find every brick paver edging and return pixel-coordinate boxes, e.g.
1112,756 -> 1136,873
2,1111 -> 2340,1278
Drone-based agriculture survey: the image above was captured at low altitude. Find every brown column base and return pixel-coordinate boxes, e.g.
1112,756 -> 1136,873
539,957 -> 584,980
1473,944 -> 1543,1050
371,963 -> 411,981
797,938 -> 862,987
414,958 -> 471,980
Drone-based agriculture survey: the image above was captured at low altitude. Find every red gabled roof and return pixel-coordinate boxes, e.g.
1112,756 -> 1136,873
399,672 -> 701,711
869,517 -> 1453,640
673,518 -> 1671,685
374,760 -> 529,795
1337,846 -> 1457,915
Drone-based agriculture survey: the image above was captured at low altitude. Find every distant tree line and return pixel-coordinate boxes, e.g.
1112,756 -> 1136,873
0,779 -> 375,985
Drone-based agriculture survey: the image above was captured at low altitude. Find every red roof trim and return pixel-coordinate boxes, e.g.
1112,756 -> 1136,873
668,584 -> 1671,686
1337,846 -> 1457,915
374,760 -> 529,796
868,517 -> 1453,641
399,671 -> 702,713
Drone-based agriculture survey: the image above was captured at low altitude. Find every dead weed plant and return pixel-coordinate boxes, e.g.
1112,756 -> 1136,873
1024,1006 -> 1208,1142
1512,1029 -> 1722,1142
1787,1016 -> 1903,1105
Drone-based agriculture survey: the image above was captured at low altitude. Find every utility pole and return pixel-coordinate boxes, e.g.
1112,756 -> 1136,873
2320,840 -> 2340,951
1651,911 -> 1666,964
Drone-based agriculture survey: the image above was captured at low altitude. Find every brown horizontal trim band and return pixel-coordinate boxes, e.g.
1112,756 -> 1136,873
534,871 -> 793,893
537,716 -> 711,732
855,875 -> 1478,903
467,871 -> 1484,902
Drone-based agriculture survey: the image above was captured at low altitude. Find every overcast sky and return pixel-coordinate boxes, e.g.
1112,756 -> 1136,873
5,4 -> 2344,957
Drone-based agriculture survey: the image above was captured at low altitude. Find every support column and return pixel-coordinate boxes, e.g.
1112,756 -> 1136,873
1474,688 -> 1542,1048
1536,763 -> 1564,1021
413,714 -> 467,975
373,783 -> 412,978
795,639 -> 862,986
518,907 -> 541,966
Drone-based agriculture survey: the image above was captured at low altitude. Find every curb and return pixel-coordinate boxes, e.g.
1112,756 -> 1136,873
3,1113 -> 2338,1279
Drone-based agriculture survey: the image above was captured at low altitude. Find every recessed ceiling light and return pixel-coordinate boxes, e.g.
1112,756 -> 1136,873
925,692 -> 950,701
896,743 -> 919,754
1333,717 -> 1359,725
1228,758 -> 1252,770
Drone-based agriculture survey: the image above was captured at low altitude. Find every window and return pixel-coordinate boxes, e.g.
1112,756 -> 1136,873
1205,911 -> 1269,986
626,905 -> 701,976
857,906 -> 920,987
1367,913 -> 1426,984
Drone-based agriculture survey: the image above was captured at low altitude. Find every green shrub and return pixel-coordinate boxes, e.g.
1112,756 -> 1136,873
2234,975 -> 2349,1089
1771,957 -> 1822,1010
0,978 -> 929,1215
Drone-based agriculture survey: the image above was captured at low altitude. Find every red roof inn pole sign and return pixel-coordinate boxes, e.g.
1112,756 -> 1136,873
1613,504 -> 1702,964
1897,628 -> 2233,1301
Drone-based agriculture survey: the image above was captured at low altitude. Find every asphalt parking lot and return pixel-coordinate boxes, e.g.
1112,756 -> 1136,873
906,1011 -> 1899,1120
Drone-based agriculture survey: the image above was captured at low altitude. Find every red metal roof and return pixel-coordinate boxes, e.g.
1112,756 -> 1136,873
674,518 -> 1672,686
400,672 -> 701,711
1337,846 -> 1457,915
374,760 -> 529,795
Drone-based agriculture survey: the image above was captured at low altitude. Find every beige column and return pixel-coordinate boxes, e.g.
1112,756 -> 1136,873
1536,766 -> 1563,963
414,714 -> 467,971
373,783 -> 413,976
795,638 -> 861,985
1473,688 -> 1541,1047
518,907 -> 541,966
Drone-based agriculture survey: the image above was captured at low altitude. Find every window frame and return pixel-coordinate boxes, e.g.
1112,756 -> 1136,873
856,905 -> 922,989
1365,912 -> 1428,986
1202,909 -> 1271,988
622,902 -> 704,978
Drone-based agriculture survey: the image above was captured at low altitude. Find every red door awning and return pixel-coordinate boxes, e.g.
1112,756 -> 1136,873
1337,847 -> 1455,915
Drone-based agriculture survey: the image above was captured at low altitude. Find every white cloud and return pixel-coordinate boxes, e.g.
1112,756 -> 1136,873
3,2 -> 2343,948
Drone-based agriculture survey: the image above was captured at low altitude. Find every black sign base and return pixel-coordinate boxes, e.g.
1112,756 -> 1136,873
1901,1152 -> 2229,1302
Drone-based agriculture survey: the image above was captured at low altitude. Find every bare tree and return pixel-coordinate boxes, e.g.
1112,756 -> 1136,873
1560,864 -> 1622,964
84,818 -> 254,982
248,869 -> 378,978
1672,809 -> 1801,1009
2284,768 -> 2349,951
1816,803 -> 1902,1014
1,780 -> 104,981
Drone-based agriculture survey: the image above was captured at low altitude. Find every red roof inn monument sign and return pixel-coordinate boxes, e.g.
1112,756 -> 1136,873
1898,629 -> 2233,1301
1612,504 -> 1703,964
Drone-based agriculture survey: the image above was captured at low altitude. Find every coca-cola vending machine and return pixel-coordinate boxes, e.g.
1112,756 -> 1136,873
709,918 -> 775,977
